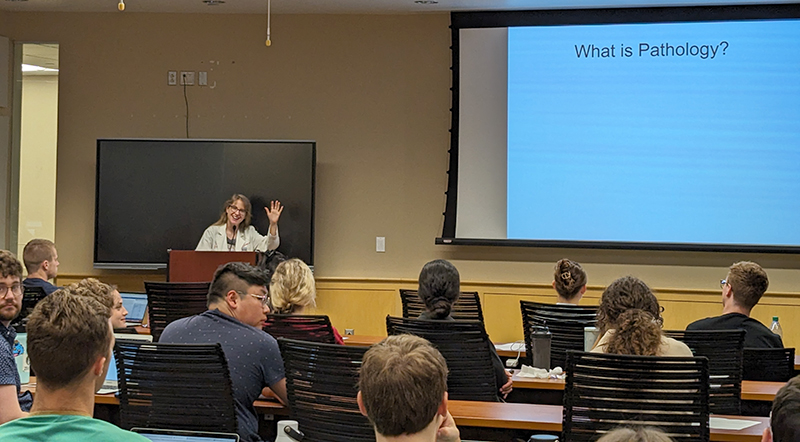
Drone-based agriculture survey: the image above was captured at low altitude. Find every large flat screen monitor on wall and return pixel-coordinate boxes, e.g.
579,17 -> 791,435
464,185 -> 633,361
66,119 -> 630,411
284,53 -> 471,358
95,139 -> 315,269
440,4 -> 800,253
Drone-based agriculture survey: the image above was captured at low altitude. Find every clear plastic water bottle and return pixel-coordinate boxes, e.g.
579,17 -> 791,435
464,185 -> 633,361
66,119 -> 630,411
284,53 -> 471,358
770,316 -> 783,338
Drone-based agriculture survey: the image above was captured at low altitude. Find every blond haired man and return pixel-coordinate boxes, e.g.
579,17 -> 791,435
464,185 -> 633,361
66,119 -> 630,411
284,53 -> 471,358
687,261 -> 782,348
358,334 -> 460,442
0,287 -> 148,441
22,239 -> 60,296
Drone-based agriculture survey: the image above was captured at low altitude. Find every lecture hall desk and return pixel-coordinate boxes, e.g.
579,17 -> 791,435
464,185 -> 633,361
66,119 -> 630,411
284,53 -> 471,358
24,380 -> 769,441
342,334 -> 788,402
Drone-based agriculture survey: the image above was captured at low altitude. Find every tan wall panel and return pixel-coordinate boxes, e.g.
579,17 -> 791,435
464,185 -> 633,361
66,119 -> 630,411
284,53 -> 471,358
5,12 -> 799,310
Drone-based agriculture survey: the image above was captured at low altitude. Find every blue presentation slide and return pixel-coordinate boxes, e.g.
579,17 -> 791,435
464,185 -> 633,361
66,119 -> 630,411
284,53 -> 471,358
507,20 -> 800,246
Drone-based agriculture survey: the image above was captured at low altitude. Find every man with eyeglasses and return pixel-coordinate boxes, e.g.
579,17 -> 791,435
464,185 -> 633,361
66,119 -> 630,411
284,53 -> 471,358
0,250 -> 32,425
687,261 -> 782,348
160,262 -> 287,442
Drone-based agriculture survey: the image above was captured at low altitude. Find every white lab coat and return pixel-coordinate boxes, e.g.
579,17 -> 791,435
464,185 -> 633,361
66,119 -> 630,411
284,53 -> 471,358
195,224 -> 279,252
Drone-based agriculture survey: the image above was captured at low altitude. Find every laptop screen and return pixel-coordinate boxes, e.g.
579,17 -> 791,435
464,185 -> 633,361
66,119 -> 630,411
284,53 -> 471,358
120,292 -> 148,322
134,429 -> 240,442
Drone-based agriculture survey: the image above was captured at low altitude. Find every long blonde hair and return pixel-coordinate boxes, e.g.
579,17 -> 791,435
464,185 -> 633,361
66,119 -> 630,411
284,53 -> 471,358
270,259 -> 316,314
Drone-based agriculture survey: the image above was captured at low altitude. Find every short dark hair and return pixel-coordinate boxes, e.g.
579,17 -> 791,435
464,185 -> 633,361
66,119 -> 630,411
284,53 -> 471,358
207,262 -> 269,305
417,259 -> 460,320
727,261 -> 769,310
0,250 -> 23,280
771,375 -> 800,442
22,239 -> 56,274
359,334 -> 448,436
27,289 -> 112,389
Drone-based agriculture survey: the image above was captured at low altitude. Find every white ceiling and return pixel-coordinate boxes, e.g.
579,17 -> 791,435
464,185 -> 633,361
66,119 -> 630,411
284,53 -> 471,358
0,0 -> 794,14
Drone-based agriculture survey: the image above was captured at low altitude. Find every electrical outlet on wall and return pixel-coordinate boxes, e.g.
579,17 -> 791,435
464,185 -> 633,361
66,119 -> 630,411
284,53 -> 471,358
167,71 -> 177,86
180,71 -> 195,85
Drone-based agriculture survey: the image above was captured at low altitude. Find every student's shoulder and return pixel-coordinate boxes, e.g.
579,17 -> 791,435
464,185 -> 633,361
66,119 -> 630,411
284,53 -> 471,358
686,315 -> 724,330
88,419 -> 151,441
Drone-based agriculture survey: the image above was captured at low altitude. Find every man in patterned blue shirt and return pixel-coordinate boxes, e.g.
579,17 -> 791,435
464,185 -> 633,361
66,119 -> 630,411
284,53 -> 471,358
160,262 -> 287,442
0,250 -> 32,425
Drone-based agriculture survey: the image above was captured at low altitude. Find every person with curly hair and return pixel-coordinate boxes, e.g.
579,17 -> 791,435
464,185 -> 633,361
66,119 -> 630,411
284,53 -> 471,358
592,276 -> 691,357
552,258 -> 587,305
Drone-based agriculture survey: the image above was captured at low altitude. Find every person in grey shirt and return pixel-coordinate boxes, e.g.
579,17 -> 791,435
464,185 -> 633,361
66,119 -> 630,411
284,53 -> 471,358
160,262 -> 287,442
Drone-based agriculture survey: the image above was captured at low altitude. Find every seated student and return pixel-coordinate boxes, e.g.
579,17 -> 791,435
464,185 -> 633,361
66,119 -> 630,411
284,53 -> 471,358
358,334 -> 461,442
596,426 -> 675,442
159,262 -> 287,442
269,258 -> 344,344
553,258 -> 587,305
762,375 -> 800,442
21,239 -> 61,296
67,278 -> 129,329
592,276 -> 692,357
416,259 -> 512,398
687,261 -> 782,349
0,288 -> 148,441
0,250 -> 32,425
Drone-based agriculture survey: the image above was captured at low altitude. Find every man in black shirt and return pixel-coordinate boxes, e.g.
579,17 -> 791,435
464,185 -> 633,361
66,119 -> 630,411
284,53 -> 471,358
686,261 -> 782,348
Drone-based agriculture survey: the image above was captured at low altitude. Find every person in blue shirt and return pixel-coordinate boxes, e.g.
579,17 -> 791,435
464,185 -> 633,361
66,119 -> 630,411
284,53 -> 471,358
21,239 -> 60,296
0,250 -> 31,425
160,262 -> 287,442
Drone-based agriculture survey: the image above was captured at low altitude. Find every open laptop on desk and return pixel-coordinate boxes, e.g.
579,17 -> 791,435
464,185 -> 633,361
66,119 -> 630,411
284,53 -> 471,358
133,428 -> 240,442
121,292 -> 148,327
97,333 -> 154,394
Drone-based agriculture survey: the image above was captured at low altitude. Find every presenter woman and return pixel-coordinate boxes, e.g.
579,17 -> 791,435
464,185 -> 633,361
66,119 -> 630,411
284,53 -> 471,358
196,194 -> 283,252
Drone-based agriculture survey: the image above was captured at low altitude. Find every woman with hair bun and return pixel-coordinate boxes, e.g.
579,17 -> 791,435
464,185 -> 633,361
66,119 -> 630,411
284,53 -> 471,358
416,259 -> 513,398
592,276 -> 691,357
269,258 -> 344,344
553,258 -> 587,305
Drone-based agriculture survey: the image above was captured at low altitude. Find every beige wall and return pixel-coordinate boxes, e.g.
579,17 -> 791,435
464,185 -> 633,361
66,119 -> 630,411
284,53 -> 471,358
4,12 -> 800,323
17,73 -> 58,257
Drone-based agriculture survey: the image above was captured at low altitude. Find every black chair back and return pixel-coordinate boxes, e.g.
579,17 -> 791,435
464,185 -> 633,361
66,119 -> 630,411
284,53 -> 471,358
743,347 -> 795,382
664,329 -> 745,415
144,281 -> 210,341
11,286 -> 48,331
264,314 -> 338,344
385,316 -> 498,401
115,340 -> 237,433
278,338 -> 375,442
520,301 -> 597,369
563,350 -> 710,442
399,289 -> 484,323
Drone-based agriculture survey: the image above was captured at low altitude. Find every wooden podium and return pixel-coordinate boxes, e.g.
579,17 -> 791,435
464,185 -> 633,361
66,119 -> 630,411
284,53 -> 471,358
168,250 -> 258,282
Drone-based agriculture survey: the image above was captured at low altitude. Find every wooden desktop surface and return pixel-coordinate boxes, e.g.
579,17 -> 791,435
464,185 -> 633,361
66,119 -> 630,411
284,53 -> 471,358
23,380 -> 768,441
343,335 -> 788,401
344,335 -> 800,370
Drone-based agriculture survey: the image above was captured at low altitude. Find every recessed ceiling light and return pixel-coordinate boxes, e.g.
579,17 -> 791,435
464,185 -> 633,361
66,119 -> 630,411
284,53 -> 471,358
203,0 -> 226,4
414,0 -> 439,4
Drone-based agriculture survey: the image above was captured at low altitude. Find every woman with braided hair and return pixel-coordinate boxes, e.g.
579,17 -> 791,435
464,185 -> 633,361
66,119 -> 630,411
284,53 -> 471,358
416,259 -> 513,398
553,258 -> 587,305
592,276 -> 692,357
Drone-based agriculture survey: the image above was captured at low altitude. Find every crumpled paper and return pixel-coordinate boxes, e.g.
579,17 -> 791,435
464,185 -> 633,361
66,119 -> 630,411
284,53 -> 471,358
516,364 -> 564,379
